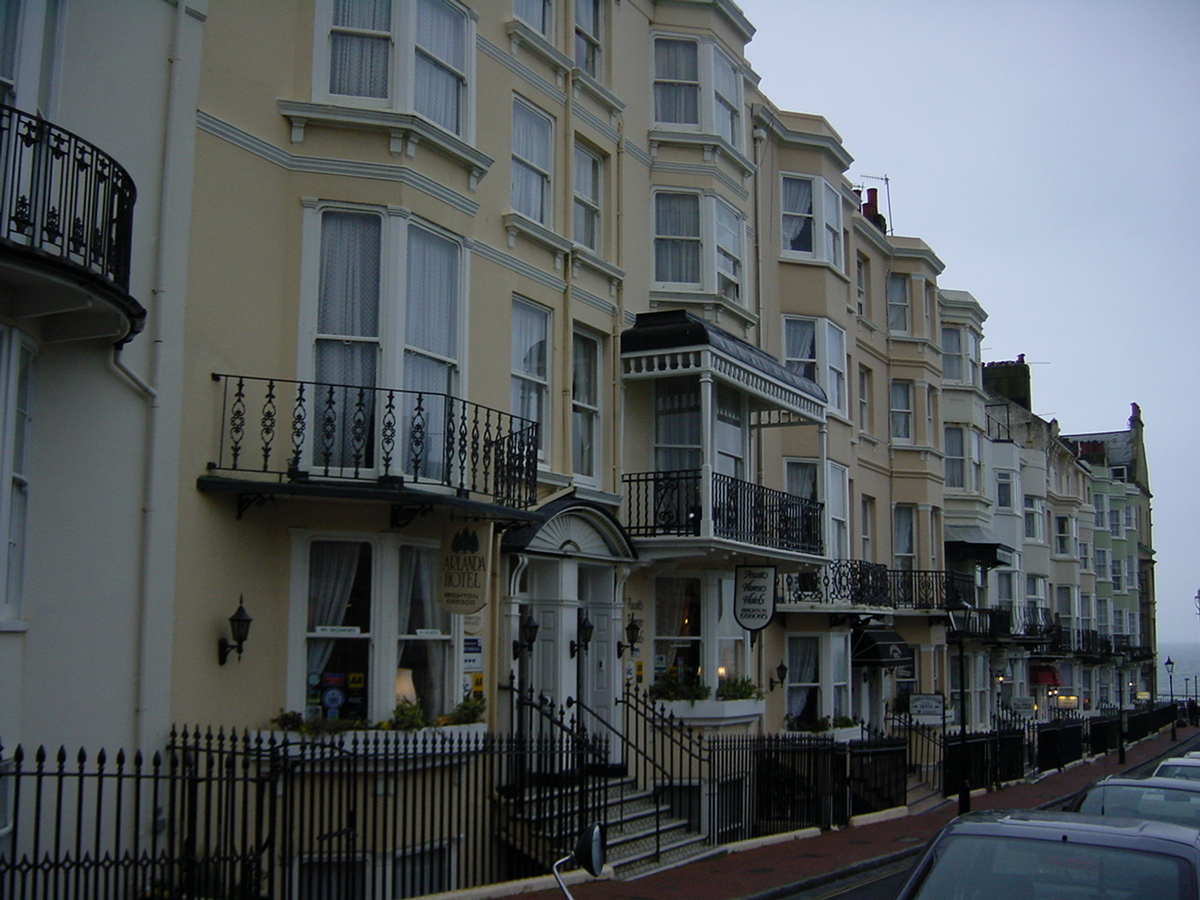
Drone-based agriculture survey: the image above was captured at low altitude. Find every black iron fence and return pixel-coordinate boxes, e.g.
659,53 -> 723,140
208,374 -> 540,509
0,726 -> 605,900
621,470 -> 823,554
0,103 -> 136,291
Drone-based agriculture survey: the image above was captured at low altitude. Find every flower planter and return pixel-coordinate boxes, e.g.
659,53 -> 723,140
657,698 -> 765,722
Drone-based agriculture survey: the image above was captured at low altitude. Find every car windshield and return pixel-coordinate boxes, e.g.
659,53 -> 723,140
1077,784 -> 1200,826
1157,764 -> 1200,781
908,833 -> 1192,899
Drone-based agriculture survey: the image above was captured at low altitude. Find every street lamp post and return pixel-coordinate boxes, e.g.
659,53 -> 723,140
1166,656 -> 1176,741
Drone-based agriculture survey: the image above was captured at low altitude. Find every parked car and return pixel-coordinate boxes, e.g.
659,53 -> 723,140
892,809 -> 1200,899
1156,756 -> 1200,780
1063,776 -> 1200,826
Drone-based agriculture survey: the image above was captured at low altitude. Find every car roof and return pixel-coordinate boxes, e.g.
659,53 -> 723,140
939,808 -> 1200,851
1091,776 -> 1200,794
1157,756 -> 1200,768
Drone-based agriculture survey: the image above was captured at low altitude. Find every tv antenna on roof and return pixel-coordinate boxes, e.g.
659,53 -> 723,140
857,174 -> 892,235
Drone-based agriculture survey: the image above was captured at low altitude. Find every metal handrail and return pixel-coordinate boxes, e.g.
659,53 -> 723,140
567,693 -> 674,863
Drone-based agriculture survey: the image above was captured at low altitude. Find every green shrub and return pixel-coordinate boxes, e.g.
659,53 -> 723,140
715,677 -> 764,701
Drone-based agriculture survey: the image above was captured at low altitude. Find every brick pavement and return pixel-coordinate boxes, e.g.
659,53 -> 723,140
482,724 -> 1200,900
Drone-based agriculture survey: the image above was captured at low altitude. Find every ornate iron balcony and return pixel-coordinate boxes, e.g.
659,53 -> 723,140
0,104 -> 138,310
208,374 -> 539,509
621,469 -> 823,555
781,562 -> 974,611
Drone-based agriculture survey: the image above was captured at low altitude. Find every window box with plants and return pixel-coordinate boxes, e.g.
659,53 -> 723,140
650,673 -> 765,721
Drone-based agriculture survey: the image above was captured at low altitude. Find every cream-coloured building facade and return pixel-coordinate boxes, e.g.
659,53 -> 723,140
0,0 -> 1156,762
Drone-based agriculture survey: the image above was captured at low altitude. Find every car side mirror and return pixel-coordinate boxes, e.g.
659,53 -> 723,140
552,823 -> 607,897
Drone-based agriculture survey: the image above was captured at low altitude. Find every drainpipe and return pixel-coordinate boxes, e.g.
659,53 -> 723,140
121,0 -> 192,753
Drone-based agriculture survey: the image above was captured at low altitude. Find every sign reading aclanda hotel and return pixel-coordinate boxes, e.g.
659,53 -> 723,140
438,523 -> 492,615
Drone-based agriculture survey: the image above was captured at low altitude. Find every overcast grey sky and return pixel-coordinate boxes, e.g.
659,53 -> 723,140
737,0 -> 1200,641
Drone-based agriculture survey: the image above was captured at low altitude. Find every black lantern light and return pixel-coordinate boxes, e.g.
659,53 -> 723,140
768,661 -> 788,692
570,615 -> 595,658
616,616 -> 642,658
217,597 -> 253,666
512,611 -> 541,660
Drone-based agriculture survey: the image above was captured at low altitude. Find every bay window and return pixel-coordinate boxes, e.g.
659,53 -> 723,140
654,191 -> 746,301
827,462 -> 848,559
781,174 -> 842,265
652,36 -> 744,150
317,0 -> 472,136
783,317 -> 846,414
785,632 -> 850,728
304,206 -> 462,479
941,325 -> 980,385
295,537 -> 453,724
1024,495 -> 1045,541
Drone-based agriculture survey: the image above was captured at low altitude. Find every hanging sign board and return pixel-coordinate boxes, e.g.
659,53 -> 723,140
733,565 -> 776,632
437,523 -> 492,615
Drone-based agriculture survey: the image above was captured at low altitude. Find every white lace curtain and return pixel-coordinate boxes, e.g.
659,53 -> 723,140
316,211 -> 381,466
398,546 -> 449,719
512,102 -> 551,222
654,193 -> 700,283
787,636 -> 820,722
782,177 -> 814,253
306,541 -> 364,679
330,0 -> 390,99
654,378 -> 701,472
654,39 -> 698,124
415,0 -> 464,133
784,318 -> 817,381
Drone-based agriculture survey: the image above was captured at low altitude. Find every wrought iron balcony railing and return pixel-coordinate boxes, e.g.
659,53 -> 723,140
208,374 -> 539,509
622,469 -> 823,555
948,607 -> 1011,640
780,561 -> 975,612
1004,604 -> 1056,639
0,103 -> 136,292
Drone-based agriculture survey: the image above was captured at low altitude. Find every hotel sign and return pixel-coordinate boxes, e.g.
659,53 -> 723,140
733,565 -> 776,632
437,523 -> 492,615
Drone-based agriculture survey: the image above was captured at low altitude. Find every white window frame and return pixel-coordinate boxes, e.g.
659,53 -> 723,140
287,532 -> 459,724
860,496 -> 874,561
887,273 -> 909,334
575,0 -> 602,79
652,34 -> 745,151
893,505 -> 916,571
313,0 -> 476,140
857,365 -> 872,434
781,173 -> 842,265
298,202 -> 465,480
1095,548 -> 1109,582
1024,495 -> 1045,542
572,143 -> 602,252
889,380 -> 913,443
783,316 -> 846,415
944,425 -> 965,489
0,327 -> 33,620
827,462 -> 848,560
855,253 -> 870,317
512,98 -> 553,226
511,298 -> 550,460
653,190 -> 747,303
785,632 -> 851,727
571,330 -> 601,483
514,0 -> 551,37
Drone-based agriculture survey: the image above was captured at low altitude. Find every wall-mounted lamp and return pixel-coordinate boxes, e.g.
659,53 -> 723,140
570,616 -> 595,658
616,617 -> 642,658
512,611 -> 540,660
217,597 -> 253,666
768,661 -> 788,692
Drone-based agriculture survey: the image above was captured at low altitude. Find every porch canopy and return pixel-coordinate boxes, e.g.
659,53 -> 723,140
945,523 -> 1014,568
852,627 -> 914,668
1030,664 -> 1062,686
620,309 -> 827,426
